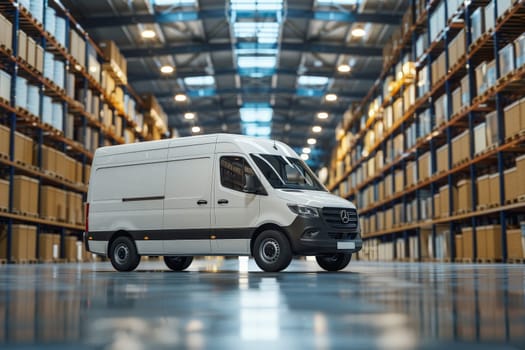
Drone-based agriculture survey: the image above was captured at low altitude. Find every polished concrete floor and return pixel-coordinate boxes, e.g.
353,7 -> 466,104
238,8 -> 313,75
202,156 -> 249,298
0,259 -> 524,349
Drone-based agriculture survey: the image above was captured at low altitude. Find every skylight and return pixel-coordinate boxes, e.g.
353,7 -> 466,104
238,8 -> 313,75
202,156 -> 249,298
234,22 -> 280,43
153,0 -> 196,6
230,0 -> 284,11
316,0 -> 358,6
240,106 -> 273,122
237,56 -> 277,69
297,76 -> 330,86
243,124 -> 272,137
183,76 -> 215,87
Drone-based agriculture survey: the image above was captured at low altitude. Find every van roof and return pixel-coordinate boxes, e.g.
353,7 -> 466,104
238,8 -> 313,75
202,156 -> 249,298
94,133 -> 297,158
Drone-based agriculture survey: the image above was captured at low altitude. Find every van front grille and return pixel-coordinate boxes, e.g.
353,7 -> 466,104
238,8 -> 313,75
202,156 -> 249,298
322,207 -> 358,230
327,232 -> 358,240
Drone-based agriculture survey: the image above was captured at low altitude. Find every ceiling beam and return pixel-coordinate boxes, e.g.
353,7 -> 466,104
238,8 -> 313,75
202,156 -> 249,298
80,9 -> 402,28
120,42 -> 383,58
128,68 -> 379,84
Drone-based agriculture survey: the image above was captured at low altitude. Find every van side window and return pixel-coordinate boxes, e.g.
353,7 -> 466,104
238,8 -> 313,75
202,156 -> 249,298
220,156 -> 255,192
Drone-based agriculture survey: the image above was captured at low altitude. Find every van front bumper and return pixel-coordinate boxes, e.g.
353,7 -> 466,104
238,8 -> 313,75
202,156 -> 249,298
283,215 -> 362,256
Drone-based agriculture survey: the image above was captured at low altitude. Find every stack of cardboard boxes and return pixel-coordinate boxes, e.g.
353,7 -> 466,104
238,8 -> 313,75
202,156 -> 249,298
0,225 -> 37,261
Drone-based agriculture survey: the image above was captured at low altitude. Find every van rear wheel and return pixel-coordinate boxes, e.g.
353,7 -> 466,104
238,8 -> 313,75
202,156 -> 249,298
253,230 -> 292,272
109,237 -> 141,272
164,256 -> 193,271
316,253 -> 351,271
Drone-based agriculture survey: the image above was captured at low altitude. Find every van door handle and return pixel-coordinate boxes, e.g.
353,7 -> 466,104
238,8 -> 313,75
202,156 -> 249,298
197,200 -> 208,205
218,199 -> 229,204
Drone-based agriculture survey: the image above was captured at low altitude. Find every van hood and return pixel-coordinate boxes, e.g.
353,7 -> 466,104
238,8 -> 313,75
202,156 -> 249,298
275,189 -> 356,209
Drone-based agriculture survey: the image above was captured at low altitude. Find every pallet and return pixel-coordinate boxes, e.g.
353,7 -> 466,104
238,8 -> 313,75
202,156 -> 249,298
518,195 -> 525,203
12,259 -> 38,264
507,258 -> 525,264
476,258 -> 503,264
0,207 -> 8,213
0,259 -> 7,265
456,258 -> 473,263
454,208 -> 471,215
11,210 -> 39,218
505,197 -> 520,205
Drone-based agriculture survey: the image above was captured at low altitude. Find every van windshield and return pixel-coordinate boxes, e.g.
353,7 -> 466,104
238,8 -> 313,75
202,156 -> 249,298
250,154 -> 326,191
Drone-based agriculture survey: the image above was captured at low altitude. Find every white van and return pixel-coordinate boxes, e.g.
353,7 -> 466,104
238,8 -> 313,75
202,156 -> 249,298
84,134 -> 361,272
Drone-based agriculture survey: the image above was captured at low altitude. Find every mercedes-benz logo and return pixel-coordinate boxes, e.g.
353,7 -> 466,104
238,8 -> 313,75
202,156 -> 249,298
340,210 -> 351,224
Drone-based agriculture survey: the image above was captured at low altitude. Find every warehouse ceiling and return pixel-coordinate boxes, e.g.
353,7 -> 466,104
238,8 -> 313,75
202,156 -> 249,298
62,0 -> 409,168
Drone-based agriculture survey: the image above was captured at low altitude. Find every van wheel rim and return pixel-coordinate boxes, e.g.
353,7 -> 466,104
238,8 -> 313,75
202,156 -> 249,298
115,244 -> 129,265
260,239 -> 280,263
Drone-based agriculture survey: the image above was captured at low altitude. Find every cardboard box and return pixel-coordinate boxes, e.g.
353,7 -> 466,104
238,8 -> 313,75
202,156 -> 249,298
484,1 -> 495,32
0,179 -> 8,209
482,225 -> 502,260
499,43 -> 515,77
385,208 -> 394,230
14,131 -> 34,165
406,161 -> 415,186
474,122 -> 487,154
485,111 -> 499,147
457,179 -> 473,212
489,173 -> 501,205
440,185 -> 458,217
507,229 -> 524,259
521,98 -> 525,134
0,124 -> 9,156
455,235 -> 463,259
55,150 -> 66,178
394,170 -> 403,193
516,34 -> 525,68
452,131 -> 469,165
517,154 -> 525,198
40,186 -> 56,219
0,225 -> 35,261
452,87 -> 462,116
437,144 -> 448,172
477,175 -> 490,207
504,100 -> 521,139
434,193 -> 441,218
462,227 -> 473,259
65,236 -> 77,262
12,176 -> 38,215
17,30 -> 27,61
0,14 -> 13,50
39,233 -> 55,261
35,45 -> 44,73
26,37 -> 36,68
476,226 -> 487,259
418,152 -> 430,180
41,145 -> 54,172
55,189 -> 67,222
504,167 -> 517,202
85,164 -> 91,184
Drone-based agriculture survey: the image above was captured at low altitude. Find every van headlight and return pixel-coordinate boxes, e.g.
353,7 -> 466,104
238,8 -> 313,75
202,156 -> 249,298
287,204 -> 319,218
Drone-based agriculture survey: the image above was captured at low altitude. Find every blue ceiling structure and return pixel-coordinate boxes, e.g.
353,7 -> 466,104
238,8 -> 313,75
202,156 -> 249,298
62,0 -> 409,169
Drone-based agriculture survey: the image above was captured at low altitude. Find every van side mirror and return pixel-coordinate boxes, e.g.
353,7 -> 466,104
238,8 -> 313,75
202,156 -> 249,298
243,174 -> 258,194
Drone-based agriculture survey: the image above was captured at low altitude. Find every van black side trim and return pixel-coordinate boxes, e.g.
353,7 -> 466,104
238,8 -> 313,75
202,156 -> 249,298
88,228 -> 254,241
122,196 -> 165,202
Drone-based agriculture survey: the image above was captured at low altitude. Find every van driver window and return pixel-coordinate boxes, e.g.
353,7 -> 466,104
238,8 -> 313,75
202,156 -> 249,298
220,156 -> 256,192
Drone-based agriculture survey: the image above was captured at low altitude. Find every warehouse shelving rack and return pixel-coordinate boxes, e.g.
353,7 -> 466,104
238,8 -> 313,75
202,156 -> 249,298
329,0 -> 525,262
0,0 -> 151,262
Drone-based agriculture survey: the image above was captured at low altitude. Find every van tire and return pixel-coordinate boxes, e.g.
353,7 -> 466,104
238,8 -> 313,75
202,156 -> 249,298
164,256 -> 193,271
253,230 -> 292,272
109,237 -> 141,272
316,253 -> 351,271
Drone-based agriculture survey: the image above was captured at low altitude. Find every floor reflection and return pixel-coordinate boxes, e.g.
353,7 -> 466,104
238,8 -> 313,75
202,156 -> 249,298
0,260 -> 523,349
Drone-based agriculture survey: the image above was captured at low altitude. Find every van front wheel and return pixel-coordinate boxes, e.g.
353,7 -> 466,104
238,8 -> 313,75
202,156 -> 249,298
316,253 -> 351,271
253,230 -> 292,272
109,237 -> 141,272
164,256 -> 193,271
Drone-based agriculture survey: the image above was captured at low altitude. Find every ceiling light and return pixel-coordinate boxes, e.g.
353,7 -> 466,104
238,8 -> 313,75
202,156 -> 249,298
184,112 -> 195,120
141,29 -> 156,39
297,76 -> 330,86
302,147 -> 311,154
337,64 -> 351,73
351,27 -> 366,38
184,76 -> 215,86
191,126 -> 201,133
312,126 -> 322,133
300,154 -> 309,161
307,138 -> 317,145
317,112 -> 329,119
174,94 -> 187,102
325,94 -> 337,102
160,65 -> 174,74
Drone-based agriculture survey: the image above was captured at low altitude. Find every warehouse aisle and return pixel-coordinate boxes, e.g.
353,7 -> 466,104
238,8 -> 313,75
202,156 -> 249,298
0,259 -> 524,349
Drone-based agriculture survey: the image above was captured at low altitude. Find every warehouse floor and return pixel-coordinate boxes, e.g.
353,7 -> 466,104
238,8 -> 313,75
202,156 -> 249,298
0,259 -> 524,349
